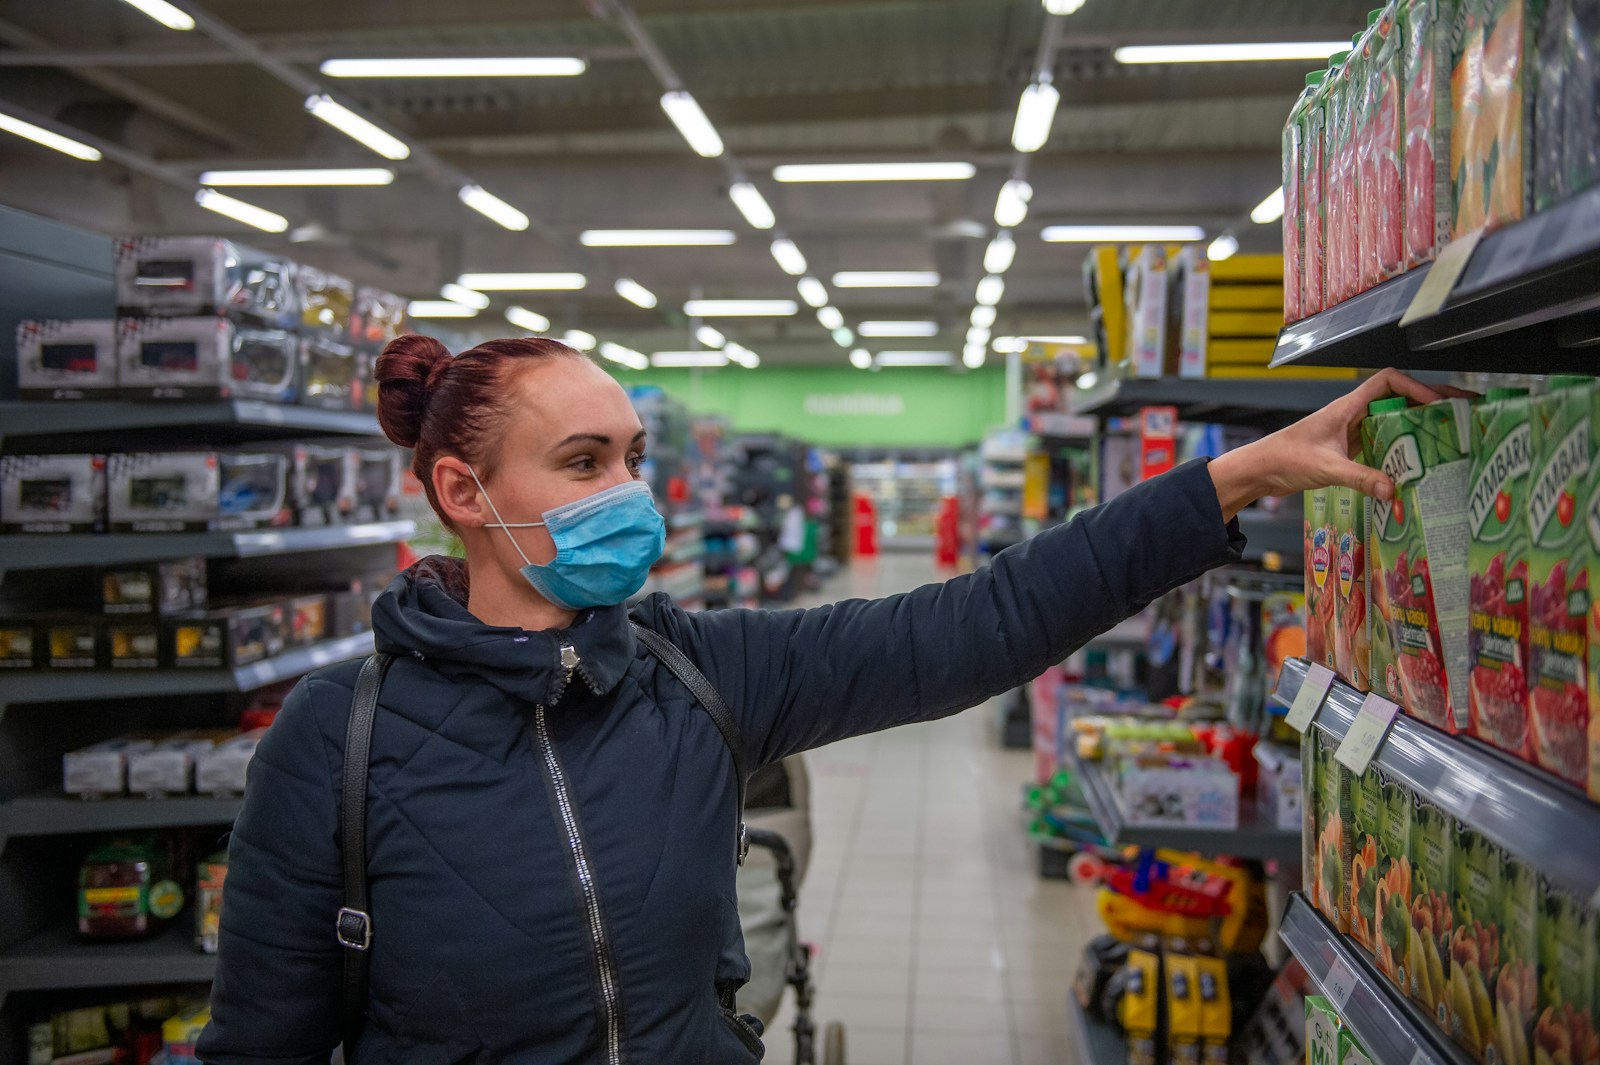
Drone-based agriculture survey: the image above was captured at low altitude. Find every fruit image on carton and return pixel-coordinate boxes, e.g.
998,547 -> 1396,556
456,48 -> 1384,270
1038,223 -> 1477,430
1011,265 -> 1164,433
1409,792 -> 1455,1025
1451,823 -> 1505,1063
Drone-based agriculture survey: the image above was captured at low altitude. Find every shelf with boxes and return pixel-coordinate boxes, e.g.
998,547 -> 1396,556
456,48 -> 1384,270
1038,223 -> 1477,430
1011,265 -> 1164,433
1069,376 -> 1352,429
0,918 -> 216,1000
0,793 -> 243,849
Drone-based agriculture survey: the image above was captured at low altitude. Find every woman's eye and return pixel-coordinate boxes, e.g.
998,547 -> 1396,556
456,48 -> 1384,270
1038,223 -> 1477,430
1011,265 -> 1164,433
627,454 -> 647,474
569,456 -> 597,472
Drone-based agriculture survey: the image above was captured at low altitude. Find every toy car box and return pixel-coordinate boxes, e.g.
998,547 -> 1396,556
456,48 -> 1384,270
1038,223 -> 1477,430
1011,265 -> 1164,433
114,236 -> 300,327
0,454 -> 107,534
16,319 -> 119,400
117,317 -> 299,402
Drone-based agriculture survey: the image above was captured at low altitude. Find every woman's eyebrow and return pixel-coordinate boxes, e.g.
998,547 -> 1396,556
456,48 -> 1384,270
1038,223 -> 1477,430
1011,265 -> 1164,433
550,429 -> 648,452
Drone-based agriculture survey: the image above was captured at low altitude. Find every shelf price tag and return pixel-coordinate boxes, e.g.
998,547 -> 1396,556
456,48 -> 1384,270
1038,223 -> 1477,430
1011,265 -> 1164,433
1399,228 -> 1485,326
1324,955 -> 1358,1011
1335,694 -> 1401,774
1285,663 -> 1337,732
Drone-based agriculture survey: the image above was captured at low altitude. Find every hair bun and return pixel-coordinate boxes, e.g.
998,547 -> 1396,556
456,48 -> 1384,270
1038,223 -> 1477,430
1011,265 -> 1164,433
375,333 -> 451,449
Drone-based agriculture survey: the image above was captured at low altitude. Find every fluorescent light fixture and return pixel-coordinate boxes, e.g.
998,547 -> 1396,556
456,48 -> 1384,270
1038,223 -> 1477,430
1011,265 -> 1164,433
728,182 -> 776,230
975,274 -> 1005,307
1251,186 -> 1286,224
198,168 -> 393,186
599,342 -> 649,370
770,238 -> 808,276
1012,81 -> 1060,153
849,348 -> 873,370
0,111 -> 102,161
506,306 -> 551,332
441,283 -> 490,310
652,350 -> 729,368
564,329 -> 597,351
614,278 -> 659,309
725,343 -> 760,368
118,0 -> 194,30
967,325 -> 992,347
1043,0 -> 1088,13
408,300 -> 478,318
459,185 -> 529,231
457,272 -> 586,290
797,277 -> 829,308
876,351 -> 954,367
684,299 -> 799,317
321,57 -> 587,78
696,326 -> 727,348
994,179 -> 1033,228
984,232 -> 1017,275
1115,41 -> 1349,64
660,91 -> 723,158
1041,224 -> 1206,242
963,344 -> 987,369
859,321 -> 938,338
816,306 -> 845,330
1028,335 -> 1091,345
580,229 -> 736,247
993,337 -> 1028,353
772,162 -> 977,183
970,305 -> 997,329
830,271 -> 940,288
305,94 -> 410,160
195,189 -> 288,233
1207,234 -> 1240,261
832,327 -> 855,347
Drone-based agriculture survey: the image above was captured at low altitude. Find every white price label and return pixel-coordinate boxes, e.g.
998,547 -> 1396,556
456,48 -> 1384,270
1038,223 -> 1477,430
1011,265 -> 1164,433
1325,955 -> 1358,1011
1335,694 -> 1401,774
1399,228 -> 1485,326
1286,663 -> 1337,732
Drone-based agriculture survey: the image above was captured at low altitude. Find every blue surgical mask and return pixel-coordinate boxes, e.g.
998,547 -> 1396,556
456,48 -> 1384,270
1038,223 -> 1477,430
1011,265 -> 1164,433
467,469 -> 666,611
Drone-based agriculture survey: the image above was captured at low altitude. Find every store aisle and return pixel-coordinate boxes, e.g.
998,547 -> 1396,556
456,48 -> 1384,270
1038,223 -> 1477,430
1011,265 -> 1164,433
761,554 -> 1099,1065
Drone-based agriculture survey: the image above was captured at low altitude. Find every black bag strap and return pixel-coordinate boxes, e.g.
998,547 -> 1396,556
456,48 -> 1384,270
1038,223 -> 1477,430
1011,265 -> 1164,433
337,652 -> 392,1050
629,622 -> 751,865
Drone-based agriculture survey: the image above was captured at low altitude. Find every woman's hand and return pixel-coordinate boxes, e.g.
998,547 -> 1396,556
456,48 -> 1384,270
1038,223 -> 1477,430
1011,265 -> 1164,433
1208,368 -> 1470,520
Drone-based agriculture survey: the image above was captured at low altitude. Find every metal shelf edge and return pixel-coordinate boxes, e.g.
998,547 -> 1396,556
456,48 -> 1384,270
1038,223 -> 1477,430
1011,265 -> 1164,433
0,793 -> 243,839
0,400 -> 384,441
0,521 -> 415,571
0,919 -> 216,993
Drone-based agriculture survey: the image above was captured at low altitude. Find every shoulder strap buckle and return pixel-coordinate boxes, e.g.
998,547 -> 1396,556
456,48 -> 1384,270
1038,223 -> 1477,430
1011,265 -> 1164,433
336,907 -> 373,951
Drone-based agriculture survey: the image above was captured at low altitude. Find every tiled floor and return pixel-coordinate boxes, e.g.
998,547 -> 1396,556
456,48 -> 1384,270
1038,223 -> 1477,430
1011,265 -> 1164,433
758,553 -> 1100,1065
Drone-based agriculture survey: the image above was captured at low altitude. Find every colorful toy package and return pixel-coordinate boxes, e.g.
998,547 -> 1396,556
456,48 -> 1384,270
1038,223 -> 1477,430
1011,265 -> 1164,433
1305,64 -> 1336,316
1308,487 -> 1339,672
1371,3 -> 1408,281
1468,388 -> 1535,760
1527,378 -> 1593,787
1498,855 -> 1540,1065
1538,879 -> 1599,1065
1365,397 -> 1474,732
1335,486 -> 1372,689
1314,729 -> 1354,932
1450,824 -> 1503,1062
1409,793 -> 1455,1024
1374,768 -> 1413,989
1404,0 -> 1459,267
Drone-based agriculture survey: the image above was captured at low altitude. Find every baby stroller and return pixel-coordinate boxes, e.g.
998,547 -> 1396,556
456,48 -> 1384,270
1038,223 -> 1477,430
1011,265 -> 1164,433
736,756 -> 847,1064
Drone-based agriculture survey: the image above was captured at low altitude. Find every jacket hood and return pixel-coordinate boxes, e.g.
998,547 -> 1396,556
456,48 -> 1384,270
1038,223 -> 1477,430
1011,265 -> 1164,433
371,555 -> 636,706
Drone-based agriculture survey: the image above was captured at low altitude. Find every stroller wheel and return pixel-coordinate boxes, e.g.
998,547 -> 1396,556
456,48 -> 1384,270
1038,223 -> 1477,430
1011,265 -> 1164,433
822,1021 -> 846,1065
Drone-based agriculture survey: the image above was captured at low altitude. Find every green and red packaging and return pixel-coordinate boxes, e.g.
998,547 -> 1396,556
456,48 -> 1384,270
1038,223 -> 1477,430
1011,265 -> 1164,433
1403,0 -> 1458,267
1538,878 -> 1599,1065
1409,793 -> 1455,1024
1336,485 -> 1372,689
1304,58 -> 1342,316
1467,388 -> 1535,760
1307,487 -> 1338,672
1450,824 -> 1503,1062
1527,377 -> 1593,787
1369,3 -> 1407,282
1498,855 -> 1540,1065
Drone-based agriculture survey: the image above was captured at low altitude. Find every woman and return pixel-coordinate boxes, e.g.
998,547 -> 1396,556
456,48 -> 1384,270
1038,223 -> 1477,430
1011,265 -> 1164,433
197,334 -> 1435,1065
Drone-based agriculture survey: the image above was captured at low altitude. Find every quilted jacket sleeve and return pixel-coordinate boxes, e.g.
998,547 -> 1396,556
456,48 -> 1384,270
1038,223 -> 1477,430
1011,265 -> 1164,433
647,459 -> 1245,766
197,675 -> 344,1065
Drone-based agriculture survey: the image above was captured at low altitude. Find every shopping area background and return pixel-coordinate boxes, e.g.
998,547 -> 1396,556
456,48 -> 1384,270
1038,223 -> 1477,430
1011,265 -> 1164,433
2,0 -> 1600,1064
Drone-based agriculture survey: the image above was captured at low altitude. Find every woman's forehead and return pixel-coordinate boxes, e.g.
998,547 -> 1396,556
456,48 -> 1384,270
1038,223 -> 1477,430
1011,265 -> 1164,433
507,358 -> 644,447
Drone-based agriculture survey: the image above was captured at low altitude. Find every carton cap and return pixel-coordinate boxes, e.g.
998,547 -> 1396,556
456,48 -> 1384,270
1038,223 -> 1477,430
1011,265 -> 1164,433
1306,71 -> 1326,88
1368,397 -> 1408,416
1546,375 -> 1593,391
1327,51 -> 1351,68
1485,387 -> 1529,401
1368,8 -> 1383,23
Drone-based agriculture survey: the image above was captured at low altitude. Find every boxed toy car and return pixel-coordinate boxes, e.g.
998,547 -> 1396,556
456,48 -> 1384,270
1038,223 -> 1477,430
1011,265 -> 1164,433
102,557 -> 207,616
0,454 -> 107,534
195,728 -> 268,794
108,453 -> 220,533
297,266 -> 354,337
127,732 -> 235,795
106,619 -> 162,669
299,335 -> 360,410
350,445 -> 402,523
16,319 -> 119,400
117,317 -> 298,402
166,602 -> 286,669
43,617 -> 100,669
350,286 -> 407,350
114,236 -> 300,325
0,622 -> 37,669
291,443 -> 355,526
63,736 -> 158,797
217,451 -> 292,531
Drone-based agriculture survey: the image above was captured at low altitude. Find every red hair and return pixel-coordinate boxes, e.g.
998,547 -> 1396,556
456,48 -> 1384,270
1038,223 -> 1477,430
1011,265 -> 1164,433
375,334 -> 584,527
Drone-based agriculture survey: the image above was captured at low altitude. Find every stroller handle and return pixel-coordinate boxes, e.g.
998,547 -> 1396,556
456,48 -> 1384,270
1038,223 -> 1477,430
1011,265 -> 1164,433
743,826 -> 800,914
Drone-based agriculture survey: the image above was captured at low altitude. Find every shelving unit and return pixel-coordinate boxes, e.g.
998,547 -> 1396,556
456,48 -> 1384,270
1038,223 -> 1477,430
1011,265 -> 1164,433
1068,376 -> 1350,428
0,521 -> 415,572
1066,993 -> 1126,1065
0,919 -> 216,1000
0,793 -> 243,847
0,400 -> 381,448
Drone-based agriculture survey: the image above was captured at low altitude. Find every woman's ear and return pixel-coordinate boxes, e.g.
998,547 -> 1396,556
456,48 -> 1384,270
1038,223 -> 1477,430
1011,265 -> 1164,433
433,456 -> 486,529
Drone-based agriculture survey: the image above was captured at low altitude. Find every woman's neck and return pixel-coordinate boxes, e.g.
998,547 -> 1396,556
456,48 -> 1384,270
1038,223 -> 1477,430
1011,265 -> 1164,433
464,553 -> 577,632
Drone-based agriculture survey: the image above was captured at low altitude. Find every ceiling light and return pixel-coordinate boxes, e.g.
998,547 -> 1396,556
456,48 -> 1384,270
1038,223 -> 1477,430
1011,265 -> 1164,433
408,300 -> 478,318
830,271 -> 940,288
117,0 -> 194,30
993,337 -> 1028,353
797,277 -> 829,308
696,325 -> 727,348
832,327 -> 855,347
816,306 -> 845,330
198,168 -> 394,186
580,229 -> 736,247
849,348 -> 873,370
725,343 -> 761,368
563,329 -> 597,351
1012,81 -> 1060,153
652,351 -> 729,368
728,182 -> 776,230
305,94 -> 410,160
858,321 -> 938,338
1115,41 -> 1350,64
506,306 -> 551,332
984,232 -> 1017,275
660,91 -> 723,158
770,238 -> 808,276
1026,335 -> 1091,345
876,351 -> 954,367
1207,234 -> 1240,261
772,162 -> 977,183
599,342 -> 649,370
684,299 -> 799,317
195,189 -> 288,233
963,344 -> 987,368
970,305 -> 997,329
994,179 -> 1033,228
459,185 -> 530,231
457,272 -> 586,290
1043,0 -> 1088,13
1041,224 -> 1206,243
975,275 -> 1005,306
966,325 -> 992,347
614,278 -> 659,309
441,283 -> 490,310
321,57 -> 587,78
1251,186 -> 1286,224
0,111 -> 102,162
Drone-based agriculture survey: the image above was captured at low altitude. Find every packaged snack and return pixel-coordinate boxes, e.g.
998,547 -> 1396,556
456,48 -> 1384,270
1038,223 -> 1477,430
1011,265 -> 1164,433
1306,996 -> 1341,1065
1452,0 -> 1490,235
1305,63 -> 1338,315
15,319 -> 118,400
1450,824 -> 1503,1062
1478,0 -> 1535,228
1404,0 -> 1457,266
1527,378 -> 1593,786
1351,764 -> 1384,952
0,454 -> 107,534
1498,856 -> 1540,1065
1308,487 -> 1339,671
1339,1027 -> 1375,1065
1538,879 -> 1599,1065
1364,397 -> 1474,731
1314,730 -> 1354,932
1468,388 -> 1535,760
1370,4 -> 1408,281
1335,486 -> 1372,689
1374,768 -> 1413,988
1409,793 -> 1455,1023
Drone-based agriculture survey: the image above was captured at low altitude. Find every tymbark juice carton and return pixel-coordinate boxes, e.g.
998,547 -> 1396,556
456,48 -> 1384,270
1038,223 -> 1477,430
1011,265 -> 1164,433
1451,824 -> 1504,1062
1351,764 -> 1384,953
1538,879 -> 1599,1065
1308,487 -> 1339,672
1314,730 -> 1354,932
1498,856 -> 1539,1065
1374,768 -> 1414,989
1409,793 -> 1455,1024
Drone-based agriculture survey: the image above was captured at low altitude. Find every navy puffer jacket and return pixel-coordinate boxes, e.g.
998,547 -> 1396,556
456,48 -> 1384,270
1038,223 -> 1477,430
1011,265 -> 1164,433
196,459 -> 1243,1065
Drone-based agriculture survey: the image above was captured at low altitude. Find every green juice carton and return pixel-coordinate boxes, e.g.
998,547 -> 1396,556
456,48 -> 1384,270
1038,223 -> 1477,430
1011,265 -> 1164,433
1588,382 -> 1600,801
1468,388 -> 1536,760
1306,996 -> 1341,1065
1339,1027 -> 1375,1065
1351,764 -> 1384,953
1409,794 -> 1455,1025
1527,377 -> 1594,787
1365,397 -> 1474,731
1309,487 -> 1338,672
1451,825 -> 1504,1062
1336,486 -> 1373,689
1538,880 -> 1598,1065
1497,856 -> 1539,1065
1374,769 -> 1414,989
1314,730 -> 1354,933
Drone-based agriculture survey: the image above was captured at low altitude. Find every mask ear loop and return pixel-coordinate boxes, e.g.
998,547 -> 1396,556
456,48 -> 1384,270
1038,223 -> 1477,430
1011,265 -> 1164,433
465,464 -> 545,569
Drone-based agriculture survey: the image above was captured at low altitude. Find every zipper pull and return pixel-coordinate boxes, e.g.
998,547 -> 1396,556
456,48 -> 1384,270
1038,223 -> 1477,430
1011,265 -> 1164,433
559,643 -> 580,684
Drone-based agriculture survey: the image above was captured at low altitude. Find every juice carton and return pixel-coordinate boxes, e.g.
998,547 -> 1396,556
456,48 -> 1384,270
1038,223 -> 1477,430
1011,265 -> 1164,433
1498,856 -> 1540,1065
1370,3 -> 1408,282
1527,378 -> 1593,786
1356,11 -> 1389,294
1478,0 -> 1538,228
1308,487 -> 1339,672
1303,726 -> 1321,905
1452,0 -> 1490,234
1409,793 -> 1455,1024
1365,397 -> 1474,731
1350,764 -> 1383,953
1339,1028 -> 1376,1065
1587,383 -> 1600,802
1403,0 -> 1458,267
1285,80 -> 1310,324
1314,730 -> 1354,932
1539,880 -> 1599,1065
1335,486 -> 1372,689
1305,62 -> 1338,316
1336,30 -> 1370,303
1374,768 -> 1413,988
1468,388 -> 1535,760
1450,824 -> 1504,1062
1306,996 -> 1341,1065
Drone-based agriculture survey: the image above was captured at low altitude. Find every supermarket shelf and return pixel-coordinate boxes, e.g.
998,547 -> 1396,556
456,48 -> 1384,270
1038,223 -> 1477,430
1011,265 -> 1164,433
1067,993 -> 1126,1065
1063,748 -> 1301,862
0,792 -> 242,844
0,917 -> 214,996
1237,509 -> 1304,565
0,521 -> 415,571
1279,893 -> 1471,1065
1272,270 -> 1429,370
1274,658 -> 1600,900
0,400 -> 383,448
1,631 -> 374,708
1068,377 -> 1350,427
